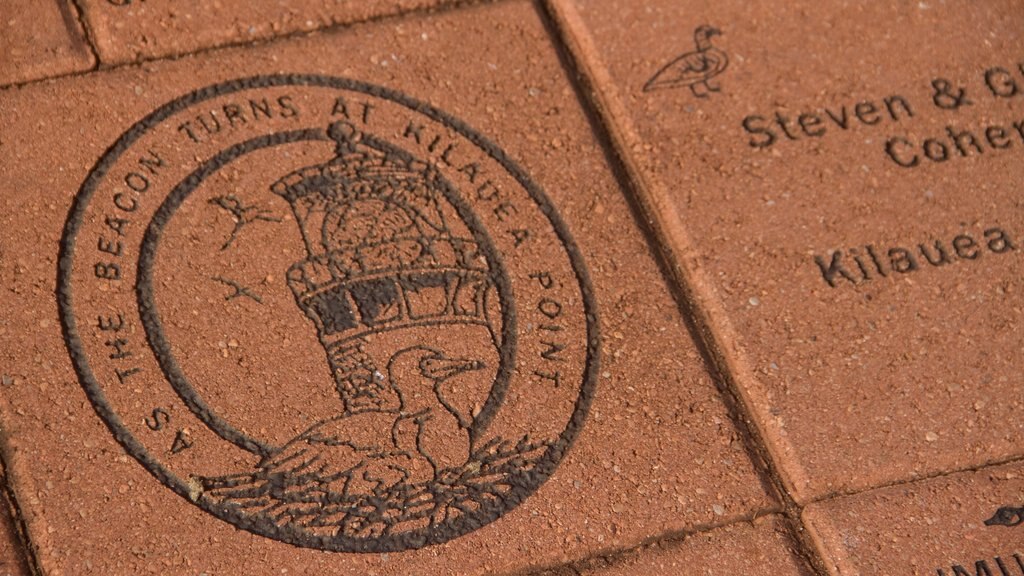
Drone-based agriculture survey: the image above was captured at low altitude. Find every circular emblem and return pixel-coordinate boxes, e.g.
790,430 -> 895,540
59,75 -> 598,552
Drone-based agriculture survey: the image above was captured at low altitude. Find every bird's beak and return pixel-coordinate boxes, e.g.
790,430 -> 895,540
984,507 -> 1024,527
420,354 -> 486,381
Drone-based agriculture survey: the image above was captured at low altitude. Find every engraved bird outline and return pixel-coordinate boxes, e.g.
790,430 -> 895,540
200,346 -> 487,528
644,25 -> 729,97
260,345 -> 486,487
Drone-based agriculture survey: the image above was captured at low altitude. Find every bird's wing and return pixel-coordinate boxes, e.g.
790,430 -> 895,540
201,413 -> 404,508
260,411 -> 405,477
644,51 -> 723,91
199,412 -> 444,537
703,48 -> 729,76
260,433 -> 371,483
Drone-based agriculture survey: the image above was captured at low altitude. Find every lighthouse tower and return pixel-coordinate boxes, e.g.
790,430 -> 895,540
270,122 -> 502,416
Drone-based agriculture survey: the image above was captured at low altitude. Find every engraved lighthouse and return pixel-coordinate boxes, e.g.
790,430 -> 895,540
269,121 -> 505,470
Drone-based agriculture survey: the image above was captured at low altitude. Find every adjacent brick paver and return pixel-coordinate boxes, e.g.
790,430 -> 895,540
554,0 -> 1024,502
804,461 -> 1024,576
0,1 -> 772,573
77,0 -> 459,64
575,516 -> 813,575
0,0 -> 94,86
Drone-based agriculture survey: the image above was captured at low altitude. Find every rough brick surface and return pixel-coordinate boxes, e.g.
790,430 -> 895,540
576,516 -> 813,575
805,461 -> 1024,576
0,0 -> 94,86
78,0 -> 458,64
0,460 -> 29,576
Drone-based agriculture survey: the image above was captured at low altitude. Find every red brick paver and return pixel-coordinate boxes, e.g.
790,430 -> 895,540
575,515 -> 813,575
804,461 -> 1024,576
77,0 -> 459,64
0,0 -> 94,86
0,1 -> 772,573
551,0 -> 1024,502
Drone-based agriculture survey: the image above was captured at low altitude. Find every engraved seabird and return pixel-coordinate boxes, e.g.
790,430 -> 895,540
200,346 -> 487,535
199,122 -> 552,538
644,25 -> 729,97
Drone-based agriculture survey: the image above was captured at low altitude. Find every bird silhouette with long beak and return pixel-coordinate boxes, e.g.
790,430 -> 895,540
200,346 -> 486,534
644,25 -> 729,97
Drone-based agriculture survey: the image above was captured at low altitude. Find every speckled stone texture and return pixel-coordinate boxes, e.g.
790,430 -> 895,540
77,0 -> 460,64
0,0 -> 94,86
0,460 -> 29,576
574,516 -> 813,575
804,460 -> 1024,576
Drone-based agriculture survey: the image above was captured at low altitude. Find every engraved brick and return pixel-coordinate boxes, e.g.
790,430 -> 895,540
804,461 -> 1024,576
554,0 -> 1024,501
0,2 -> 772,572
77,0 -> 458,64
0,0 -> 94,86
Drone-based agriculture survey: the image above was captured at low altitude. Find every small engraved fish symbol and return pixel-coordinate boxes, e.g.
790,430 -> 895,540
644,25 -> 729,98
984,505 -> 1024,527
